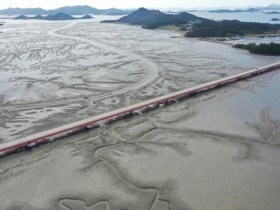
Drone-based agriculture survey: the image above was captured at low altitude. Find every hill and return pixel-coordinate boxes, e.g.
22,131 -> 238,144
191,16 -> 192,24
14,13 -> 93,20
102,8 -> 133,15
265,11 -> 280,14
186,20 -> 280,37
262,4 -> 280,10
80,15 -> 94,19
48,6 -> 132,15
102,7 -> 205,29
33,15 -> 45,19
48,5 -> 99,15
0,5 -> 132,15
102,8 -> 280,37
14,15 -> 29,20
45,12 -> 75,20
209,8 -> 261,13
0,7 -> 47,15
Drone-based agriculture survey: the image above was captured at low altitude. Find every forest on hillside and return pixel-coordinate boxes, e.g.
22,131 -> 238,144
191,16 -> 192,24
234,43 -> 280,55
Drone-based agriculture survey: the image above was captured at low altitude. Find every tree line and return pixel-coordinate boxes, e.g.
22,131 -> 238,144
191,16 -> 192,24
234,43 -> 280,55
186,20 -> 280,37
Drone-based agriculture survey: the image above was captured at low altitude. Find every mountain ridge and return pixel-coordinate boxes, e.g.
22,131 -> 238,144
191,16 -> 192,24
14,12 -> 93,20
0,5 -> 132,15
0,7 -> 47,15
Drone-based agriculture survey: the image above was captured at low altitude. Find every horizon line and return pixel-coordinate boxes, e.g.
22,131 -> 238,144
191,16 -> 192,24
0,4 -> 277,11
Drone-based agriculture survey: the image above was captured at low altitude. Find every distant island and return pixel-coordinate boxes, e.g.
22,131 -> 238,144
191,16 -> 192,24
102,7 -> 206,29
271,18 -> 280,21
80,15 -> 93,19
261,4 -> 280,10
47,6 -> 132,15
0,7 -> 47,15
0,5 -> 132,15
14,13 -> 93,20
209,8 -> 261,13
234,43 -> 280,55
265,11 -> 280,14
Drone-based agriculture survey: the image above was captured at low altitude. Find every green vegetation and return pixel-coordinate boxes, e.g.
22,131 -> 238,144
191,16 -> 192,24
234,43 -> 280,55
186,20 -> 280,37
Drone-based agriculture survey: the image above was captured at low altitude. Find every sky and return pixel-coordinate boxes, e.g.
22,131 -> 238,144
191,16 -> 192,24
0,0 -> 279,10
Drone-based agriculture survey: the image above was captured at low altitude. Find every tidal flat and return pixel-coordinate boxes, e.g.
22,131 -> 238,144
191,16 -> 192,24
0,64 -> 280,210
0,17 -> 280,210
0,18 -> 279,142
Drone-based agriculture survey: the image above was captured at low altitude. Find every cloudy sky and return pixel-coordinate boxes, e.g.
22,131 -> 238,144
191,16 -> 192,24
0,0 -> 279,9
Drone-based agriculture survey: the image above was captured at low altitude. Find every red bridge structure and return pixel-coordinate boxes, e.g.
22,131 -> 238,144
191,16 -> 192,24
1,62 -> 280,156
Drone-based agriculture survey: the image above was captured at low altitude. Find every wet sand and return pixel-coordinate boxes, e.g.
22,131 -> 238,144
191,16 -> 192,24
0,19 -> 279,142
0,67 -> 280,209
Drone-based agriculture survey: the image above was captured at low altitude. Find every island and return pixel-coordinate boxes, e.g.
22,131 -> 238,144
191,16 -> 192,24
271,18 -> 280,21
0,7 -> 47,15
266,11 -> 280,14
209,8 -> 261,13
47,6 -> 132,15
103,8 -> 280,38
102,7 -> 206,29
80,15 -> 93,19
14,12 -> 93,20
0,5 -> 132,15
234,43 -> 280,55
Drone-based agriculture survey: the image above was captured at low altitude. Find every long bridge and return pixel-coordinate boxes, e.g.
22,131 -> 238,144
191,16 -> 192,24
1,62 -> 280,156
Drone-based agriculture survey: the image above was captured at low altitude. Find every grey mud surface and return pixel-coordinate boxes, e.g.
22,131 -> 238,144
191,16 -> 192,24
1,68 -> 280,209
0,17 -> 279,142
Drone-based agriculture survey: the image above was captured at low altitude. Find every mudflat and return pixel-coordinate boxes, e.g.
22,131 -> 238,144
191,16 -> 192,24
0,67 -> 279,210
0,19 -> 279,143
1,18 -> 280,210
